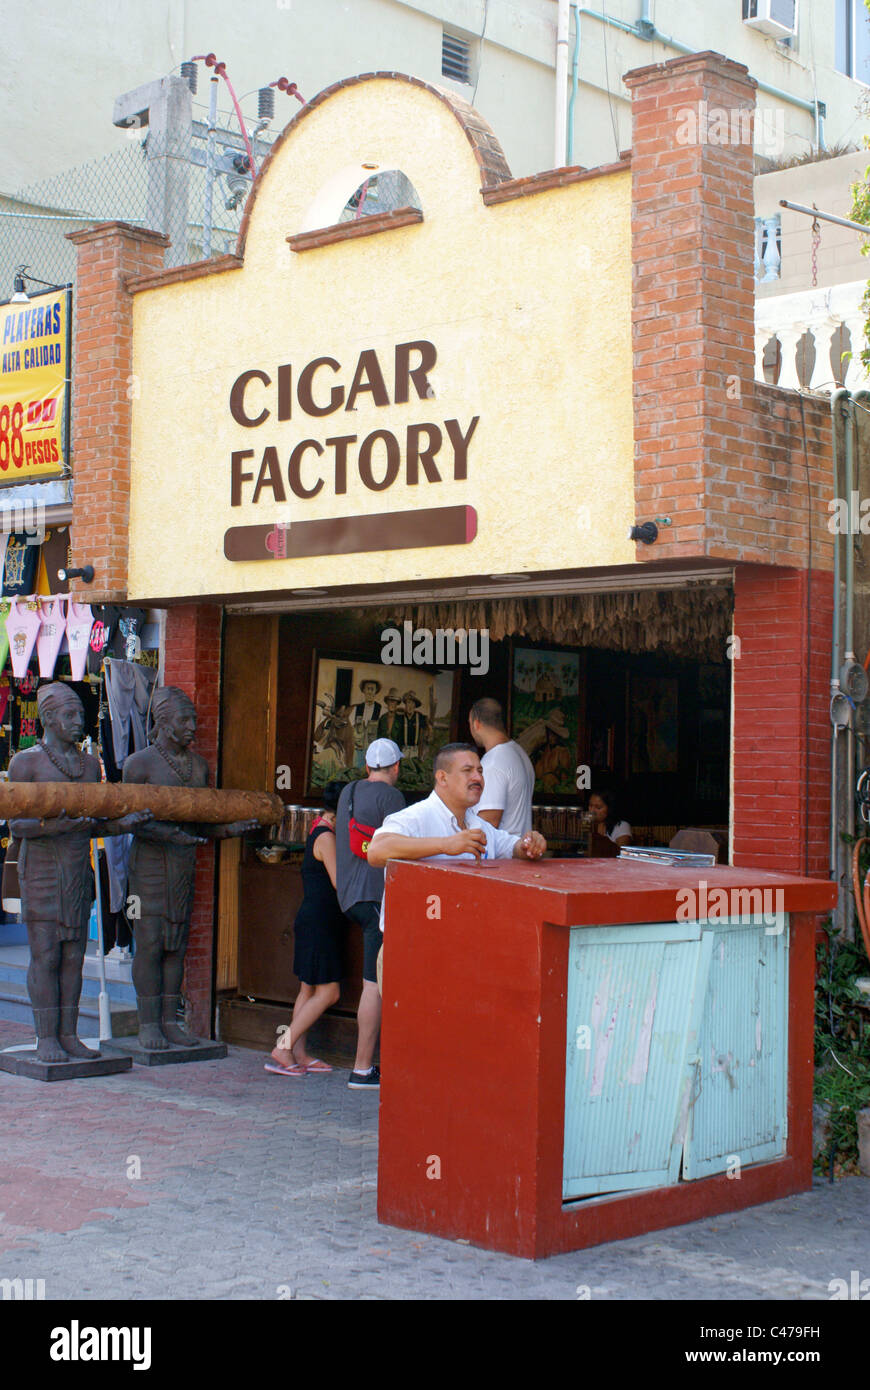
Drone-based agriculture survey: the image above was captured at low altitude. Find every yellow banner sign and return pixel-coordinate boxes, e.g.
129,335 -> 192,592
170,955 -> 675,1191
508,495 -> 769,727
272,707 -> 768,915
0,288 -> 68,481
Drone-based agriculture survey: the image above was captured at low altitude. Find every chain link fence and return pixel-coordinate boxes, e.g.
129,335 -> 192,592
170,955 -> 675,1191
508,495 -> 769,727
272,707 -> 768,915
0,117 -> 428,302
0,113 -> 278,300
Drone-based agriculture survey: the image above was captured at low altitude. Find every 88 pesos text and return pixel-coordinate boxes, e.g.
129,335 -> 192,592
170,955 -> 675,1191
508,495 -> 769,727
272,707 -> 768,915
0,398 -> 61,470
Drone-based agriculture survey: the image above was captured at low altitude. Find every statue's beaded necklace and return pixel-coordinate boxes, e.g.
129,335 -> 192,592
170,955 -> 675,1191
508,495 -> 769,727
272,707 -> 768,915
40,740 -> 84,781
154,741 -> 193,785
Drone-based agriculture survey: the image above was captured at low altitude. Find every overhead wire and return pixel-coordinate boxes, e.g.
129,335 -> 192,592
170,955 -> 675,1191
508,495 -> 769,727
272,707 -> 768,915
599,1 -> 622,158
471,0 -> 490,107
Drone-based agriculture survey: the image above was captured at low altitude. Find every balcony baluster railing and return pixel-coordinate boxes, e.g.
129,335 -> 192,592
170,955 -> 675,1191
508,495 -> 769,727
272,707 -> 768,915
755,214 -> 782,283
754,280 -> 869,392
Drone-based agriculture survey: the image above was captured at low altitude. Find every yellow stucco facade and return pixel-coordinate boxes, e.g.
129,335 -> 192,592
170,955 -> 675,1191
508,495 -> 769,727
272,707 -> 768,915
128,75 -> 635,601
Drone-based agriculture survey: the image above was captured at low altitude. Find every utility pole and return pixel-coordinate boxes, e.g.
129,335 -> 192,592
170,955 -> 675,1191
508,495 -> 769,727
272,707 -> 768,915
113,76 -> 192,268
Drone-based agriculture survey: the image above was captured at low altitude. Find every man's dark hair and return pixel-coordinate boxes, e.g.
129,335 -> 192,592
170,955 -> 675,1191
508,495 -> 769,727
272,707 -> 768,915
434,742 -> 477,774
469,697 -> 505,731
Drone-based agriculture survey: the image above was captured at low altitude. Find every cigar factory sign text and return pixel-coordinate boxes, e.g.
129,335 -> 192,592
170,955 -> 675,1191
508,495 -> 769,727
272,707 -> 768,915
221,338 -> 482,563
228,341 -> 478,504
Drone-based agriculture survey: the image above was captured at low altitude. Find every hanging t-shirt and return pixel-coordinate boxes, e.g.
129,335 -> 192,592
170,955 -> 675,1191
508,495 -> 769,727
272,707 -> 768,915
99,695 -> 122,782
3,534 -> 39,596
0,670 -> 11,728
12,687 -> 40,750
87,604 -> 122,675
74,679 -> 101,744
110,607 -> 147,662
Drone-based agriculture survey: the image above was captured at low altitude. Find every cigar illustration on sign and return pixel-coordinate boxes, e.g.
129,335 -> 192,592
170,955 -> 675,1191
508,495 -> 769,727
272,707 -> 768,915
226,504 -> 478,561
264,521 -> 290,557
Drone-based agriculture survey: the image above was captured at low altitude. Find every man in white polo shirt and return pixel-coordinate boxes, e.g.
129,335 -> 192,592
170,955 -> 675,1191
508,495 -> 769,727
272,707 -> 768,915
468,697 -> 534,836
367,743 -> 547,932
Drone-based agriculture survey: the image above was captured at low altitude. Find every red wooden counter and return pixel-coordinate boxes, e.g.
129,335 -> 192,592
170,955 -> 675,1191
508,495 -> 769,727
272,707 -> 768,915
377,858 -> 835,1259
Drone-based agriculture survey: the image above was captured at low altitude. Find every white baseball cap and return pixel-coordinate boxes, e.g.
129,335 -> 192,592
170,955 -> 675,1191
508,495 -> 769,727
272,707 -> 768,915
365,738 -> 403,769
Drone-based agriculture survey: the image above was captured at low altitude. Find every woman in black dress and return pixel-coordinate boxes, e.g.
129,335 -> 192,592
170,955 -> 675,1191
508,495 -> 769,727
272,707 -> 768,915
266,782 -> 346,1077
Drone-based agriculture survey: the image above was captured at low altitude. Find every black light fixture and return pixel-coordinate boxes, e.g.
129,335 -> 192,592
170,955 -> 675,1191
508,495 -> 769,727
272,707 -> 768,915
10,269 -> 29,304
629,516 -> 672,545
57,565 -> 95,584
10,265 -> 70,304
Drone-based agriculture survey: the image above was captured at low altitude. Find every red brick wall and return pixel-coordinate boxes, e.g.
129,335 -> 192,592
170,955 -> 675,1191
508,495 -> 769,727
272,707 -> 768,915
163,603 -> 223,1034
66,222 -> 168,602
710,385 -> 832,566
626,53 -> 834,573
732,565 -> 833,877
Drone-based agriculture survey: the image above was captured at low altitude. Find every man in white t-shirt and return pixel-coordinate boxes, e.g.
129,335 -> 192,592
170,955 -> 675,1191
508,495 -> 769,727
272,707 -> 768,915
367,743 -> 547,929
468,697 -> 535,836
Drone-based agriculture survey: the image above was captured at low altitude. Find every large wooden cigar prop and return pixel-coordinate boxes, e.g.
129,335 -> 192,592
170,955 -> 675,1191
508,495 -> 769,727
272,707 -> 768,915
0,783 -> 284,825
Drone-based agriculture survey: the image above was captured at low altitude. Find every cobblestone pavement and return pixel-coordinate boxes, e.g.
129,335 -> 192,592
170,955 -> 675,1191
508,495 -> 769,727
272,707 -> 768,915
0,1019 -> 868,1301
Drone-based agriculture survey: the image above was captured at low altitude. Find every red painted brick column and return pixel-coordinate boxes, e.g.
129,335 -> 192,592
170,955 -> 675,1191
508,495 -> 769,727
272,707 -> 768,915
66,222 -> 168,601
163,603 -> 223,1034
732,565 -> 833,877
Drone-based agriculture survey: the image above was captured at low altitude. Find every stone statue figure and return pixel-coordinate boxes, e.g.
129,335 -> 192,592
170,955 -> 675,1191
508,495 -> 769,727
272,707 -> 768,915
8,683 -> 152,1064
123,686 -> 257,1051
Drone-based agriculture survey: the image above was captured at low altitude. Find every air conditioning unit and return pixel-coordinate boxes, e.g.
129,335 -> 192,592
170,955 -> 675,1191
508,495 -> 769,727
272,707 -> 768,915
742,0 -> 797,39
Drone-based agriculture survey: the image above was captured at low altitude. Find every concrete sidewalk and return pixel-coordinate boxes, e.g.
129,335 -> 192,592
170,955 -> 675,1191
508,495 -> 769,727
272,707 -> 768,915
0,1018 -> 867,1301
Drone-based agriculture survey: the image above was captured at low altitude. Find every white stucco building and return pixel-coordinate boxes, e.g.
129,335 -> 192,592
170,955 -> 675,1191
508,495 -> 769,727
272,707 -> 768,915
1,0 -> 869,189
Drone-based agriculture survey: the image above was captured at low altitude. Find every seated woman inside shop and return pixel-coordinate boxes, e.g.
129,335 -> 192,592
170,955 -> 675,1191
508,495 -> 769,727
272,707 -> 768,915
587,785 -> 632,854
266,781 -> 346,1078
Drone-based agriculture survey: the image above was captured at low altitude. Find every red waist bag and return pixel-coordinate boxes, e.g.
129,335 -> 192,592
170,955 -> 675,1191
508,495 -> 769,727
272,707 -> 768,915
347,780 -> 376,859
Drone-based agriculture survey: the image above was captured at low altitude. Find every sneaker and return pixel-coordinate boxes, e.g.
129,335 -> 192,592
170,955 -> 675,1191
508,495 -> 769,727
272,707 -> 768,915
347,1065 -> 380,1089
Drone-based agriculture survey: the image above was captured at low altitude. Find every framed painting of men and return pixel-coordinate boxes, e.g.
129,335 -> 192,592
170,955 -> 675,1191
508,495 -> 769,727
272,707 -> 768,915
306,651 -> 457,796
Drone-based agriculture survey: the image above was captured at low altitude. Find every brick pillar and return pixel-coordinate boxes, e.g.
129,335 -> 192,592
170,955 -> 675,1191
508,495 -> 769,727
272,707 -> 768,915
163,603 -> 223,1035
66,222 -> 168,602
625,53 -> 756,562
732,565 -> 833,878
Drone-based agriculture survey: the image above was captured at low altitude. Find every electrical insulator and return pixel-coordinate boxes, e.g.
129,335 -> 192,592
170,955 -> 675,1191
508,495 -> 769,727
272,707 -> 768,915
181,61 -> 197,94
258,86 -> 275,120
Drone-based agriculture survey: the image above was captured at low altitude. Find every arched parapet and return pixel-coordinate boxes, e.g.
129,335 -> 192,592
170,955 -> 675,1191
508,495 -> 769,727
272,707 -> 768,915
235,71 -> 512,266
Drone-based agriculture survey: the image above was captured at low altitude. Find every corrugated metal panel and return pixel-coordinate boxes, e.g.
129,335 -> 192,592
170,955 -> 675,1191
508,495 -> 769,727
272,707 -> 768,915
563,922 -> 709,1199
683,914 -> 788,1179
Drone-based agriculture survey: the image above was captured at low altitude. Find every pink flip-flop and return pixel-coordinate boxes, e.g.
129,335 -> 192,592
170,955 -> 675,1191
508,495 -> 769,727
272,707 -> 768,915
303,1058 -> 333,1073
264,1060 -> 307,1077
